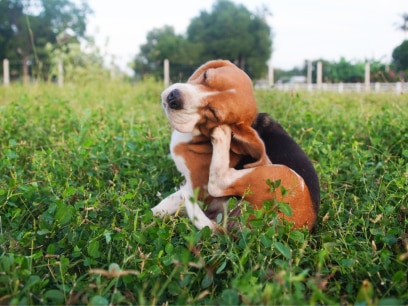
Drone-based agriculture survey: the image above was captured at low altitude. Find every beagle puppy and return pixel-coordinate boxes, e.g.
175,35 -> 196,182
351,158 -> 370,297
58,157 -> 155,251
151,60 -> 320,231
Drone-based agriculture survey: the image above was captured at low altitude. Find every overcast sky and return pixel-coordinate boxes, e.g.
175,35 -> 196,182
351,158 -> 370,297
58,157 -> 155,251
85,0 -> 407,74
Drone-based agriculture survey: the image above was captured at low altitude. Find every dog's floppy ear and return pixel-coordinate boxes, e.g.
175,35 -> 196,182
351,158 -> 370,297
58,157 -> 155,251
188,60 -> 233,82
230,125 -> 271,168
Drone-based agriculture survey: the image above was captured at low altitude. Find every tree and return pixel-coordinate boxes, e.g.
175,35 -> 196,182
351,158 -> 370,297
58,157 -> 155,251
392,40 -> 408,72
396,13 -> 408,39
0,0 -> 91,82
133,26 -> 199,81
133,0 -> 273,81
187,0 -> 272,79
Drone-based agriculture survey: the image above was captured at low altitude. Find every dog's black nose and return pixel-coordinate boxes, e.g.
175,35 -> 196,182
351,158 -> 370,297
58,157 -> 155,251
167,89 -> 183,110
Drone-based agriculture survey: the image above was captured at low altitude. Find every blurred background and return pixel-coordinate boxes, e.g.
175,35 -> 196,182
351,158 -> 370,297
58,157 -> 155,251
0,0 -> 407,85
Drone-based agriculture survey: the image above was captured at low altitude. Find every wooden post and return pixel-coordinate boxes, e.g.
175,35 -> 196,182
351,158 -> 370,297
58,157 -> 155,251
374,82 -> 380,93
307,60 -> 312,85
268,63 -> 274,87
58,59 -> 63,87
163,59 -> 170,88
338,82 -> 344,93
3,59 -> 10,86
317,61 -> 322,90
22,55 -> 29,85
365,62 -> 370,92
396,82 -> 402,94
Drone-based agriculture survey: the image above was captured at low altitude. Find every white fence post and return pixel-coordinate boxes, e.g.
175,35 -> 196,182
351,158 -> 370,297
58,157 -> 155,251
317,61 -> 322,90
307,60 -> 312,85
3,58 -> 10,86
163,59 -> 170,88
365,62 -> 370,92
396,82 -> 402,94
268,63 -> 274,87
58,59 -> 63,87
375,82 -> 380,93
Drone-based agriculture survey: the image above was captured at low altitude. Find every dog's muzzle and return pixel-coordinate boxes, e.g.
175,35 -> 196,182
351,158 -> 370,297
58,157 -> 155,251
166,89 -> 183,110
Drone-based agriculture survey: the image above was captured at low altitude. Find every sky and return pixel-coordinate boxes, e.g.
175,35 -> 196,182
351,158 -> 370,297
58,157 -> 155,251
85,0 -> 407,74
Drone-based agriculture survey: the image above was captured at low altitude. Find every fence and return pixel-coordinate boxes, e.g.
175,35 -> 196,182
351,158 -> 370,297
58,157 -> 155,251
254,80 -> 408,94
3,57 -> 407,94
2,58 -> 63,87
258,60 -> 407,94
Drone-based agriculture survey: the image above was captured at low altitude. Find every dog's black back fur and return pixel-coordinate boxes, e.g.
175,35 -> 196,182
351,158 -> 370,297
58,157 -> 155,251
236,113 -> 320,214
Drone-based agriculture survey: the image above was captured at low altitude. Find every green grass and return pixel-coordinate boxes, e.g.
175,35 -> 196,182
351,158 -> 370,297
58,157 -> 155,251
0,81 -> 407,305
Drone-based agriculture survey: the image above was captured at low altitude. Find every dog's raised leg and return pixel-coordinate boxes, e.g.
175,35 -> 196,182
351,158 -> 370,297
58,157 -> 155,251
208,125 -> 254,197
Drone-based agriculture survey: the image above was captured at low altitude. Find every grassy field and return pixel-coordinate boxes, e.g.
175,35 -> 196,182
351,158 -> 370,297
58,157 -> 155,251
0,81 -> 407,305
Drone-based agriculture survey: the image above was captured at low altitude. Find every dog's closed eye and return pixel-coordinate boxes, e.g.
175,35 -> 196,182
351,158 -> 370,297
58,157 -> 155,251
202,69 -> 214,84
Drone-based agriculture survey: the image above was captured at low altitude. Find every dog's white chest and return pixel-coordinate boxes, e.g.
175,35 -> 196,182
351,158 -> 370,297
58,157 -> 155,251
170,130 -> 193,178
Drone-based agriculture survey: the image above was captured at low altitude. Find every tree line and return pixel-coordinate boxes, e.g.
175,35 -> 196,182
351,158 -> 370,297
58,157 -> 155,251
1,0 -> 408,84
133,0 -> 272,82
275,58 -> 394,84
0,0 -> 94,83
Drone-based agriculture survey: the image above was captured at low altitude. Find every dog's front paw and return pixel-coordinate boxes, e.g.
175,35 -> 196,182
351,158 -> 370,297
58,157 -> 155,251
211,125 -> 232,144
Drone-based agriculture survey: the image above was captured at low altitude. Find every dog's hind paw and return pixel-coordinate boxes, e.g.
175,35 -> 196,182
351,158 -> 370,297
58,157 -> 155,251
211,125 -> 231,144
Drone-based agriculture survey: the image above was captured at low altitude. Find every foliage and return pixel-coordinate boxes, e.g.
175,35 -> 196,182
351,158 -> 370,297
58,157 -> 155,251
187,0 -> 272,79
392,40 -> 408,74
0,0 -> 92,82
0,82 -> 407,305
395,13 -> 408,37
273,57 -> 398,84
133,0 -> 272,82
45,37 -> 111,84
133,26 -> 199,82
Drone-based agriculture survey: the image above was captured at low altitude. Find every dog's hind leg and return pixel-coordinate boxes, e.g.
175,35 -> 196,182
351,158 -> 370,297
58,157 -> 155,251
208,125 -> 254,197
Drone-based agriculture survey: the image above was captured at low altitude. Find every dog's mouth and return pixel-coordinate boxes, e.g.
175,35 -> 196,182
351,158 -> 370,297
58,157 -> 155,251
163,104 -> 201,133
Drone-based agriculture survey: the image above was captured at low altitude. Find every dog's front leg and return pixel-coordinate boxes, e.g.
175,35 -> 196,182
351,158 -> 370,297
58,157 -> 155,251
184,197 -> 216,230
152,184 -> 216,230
151,187 -> 187,217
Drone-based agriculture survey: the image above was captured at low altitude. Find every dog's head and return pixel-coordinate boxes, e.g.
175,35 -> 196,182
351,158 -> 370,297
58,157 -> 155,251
161,60 -> 257,136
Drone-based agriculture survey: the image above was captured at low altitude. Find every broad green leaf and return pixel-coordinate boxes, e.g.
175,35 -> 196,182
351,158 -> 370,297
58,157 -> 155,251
87,240 -> 101,258
274,242 -> 291,259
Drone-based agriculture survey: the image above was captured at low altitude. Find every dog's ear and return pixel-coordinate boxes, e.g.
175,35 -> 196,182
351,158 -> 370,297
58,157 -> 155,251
188,60 -> 233,82
230,125 -> 271,168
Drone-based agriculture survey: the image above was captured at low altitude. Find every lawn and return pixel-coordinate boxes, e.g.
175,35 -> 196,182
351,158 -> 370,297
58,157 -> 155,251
0,81 -> 407,305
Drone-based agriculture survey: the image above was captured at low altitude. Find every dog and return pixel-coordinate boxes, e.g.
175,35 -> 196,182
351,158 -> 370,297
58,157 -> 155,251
151,60 -> 320,231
